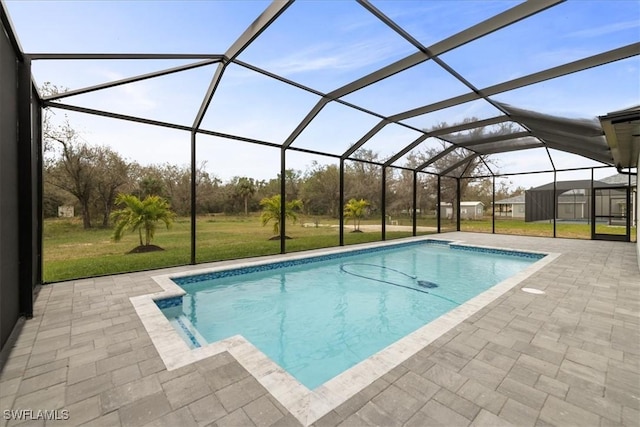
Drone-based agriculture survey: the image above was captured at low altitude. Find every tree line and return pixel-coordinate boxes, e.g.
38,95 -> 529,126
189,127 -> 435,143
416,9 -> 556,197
45,141 -> 524,230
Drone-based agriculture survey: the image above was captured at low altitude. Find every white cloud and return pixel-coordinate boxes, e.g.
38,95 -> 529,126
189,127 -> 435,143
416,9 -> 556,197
263,38 -> 414,76
564,20 -> 640,39
96,69 -> 157,112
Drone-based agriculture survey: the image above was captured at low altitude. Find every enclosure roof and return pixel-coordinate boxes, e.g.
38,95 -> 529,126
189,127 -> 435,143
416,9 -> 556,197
3,0 -> 639,178
498,104 -> 612,165
530,179 -> 623,192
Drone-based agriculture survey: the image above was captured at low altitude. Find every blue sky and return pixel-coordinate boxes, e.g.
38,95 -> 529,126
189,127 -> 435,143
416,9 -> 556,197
5,0 -> 640,188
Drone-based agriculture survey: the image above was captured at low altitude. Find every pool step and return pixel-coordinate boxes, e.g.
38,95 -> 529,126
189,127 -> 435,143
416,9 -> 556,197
168,315 -> 207,349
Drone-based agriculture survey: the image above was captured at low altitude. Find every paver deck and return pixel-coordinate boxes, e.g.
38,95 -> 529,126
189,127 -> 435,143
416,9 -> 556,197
1,233 -> 638,427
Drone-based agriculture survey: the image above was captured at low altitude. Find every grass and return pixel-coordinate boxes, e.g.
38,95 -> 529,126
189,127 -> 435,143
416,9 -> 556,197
43,214 -> 636,283
460,218 -> 637,240
43,215 -> 421,282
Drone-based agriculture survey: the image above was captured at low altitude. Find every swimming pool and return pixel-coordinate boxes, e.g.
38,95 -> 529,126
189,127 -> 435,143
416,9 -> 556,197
132,237 -> 556,425
160,240 -> 542,389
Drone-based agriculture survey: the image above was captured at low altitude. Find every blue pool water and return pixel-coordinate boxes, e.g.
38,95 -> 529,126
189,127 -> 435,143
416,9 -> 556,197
161,241 -> 542,389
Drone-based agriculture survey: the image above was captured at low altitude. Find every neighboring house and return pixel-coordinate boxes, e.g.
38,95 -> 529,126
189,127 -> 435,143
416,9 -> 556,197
461,201 -> 485,219
440,203 -> 454,220
494,194 -> 525,218
440,201 -> 484,220
494,174 -> 636,224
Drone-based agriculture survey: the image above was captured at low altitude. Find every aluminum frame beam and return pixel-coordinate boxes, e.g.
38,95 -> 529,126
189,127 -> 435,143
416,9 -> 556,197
342,121 -> 390,160
415,131 -> 531,171
358,0 -> 565,149
383,115 -> 511,167
44,59 -> 221,101
193,0 -> 293,131
391,43 -> 640,123
439,154 -> 479,177
352,42 -> 638,173
28,53 -> 223,60
1,0 -> 24,61
417,145 -> 458,171
232,58 -> 433,145
44,101 -> 193,132
44,100 -> 385,165
283,0 -> 562,152
469,164 -> 612,180
348,0 -> 563,100
448,131 -> 532,149
484,43 -> 640,98
225,1 -> 294,63
43,101 -> 286,149
192,62 -> 227,131
424,146 -> 516,177
477,142 -> 543,155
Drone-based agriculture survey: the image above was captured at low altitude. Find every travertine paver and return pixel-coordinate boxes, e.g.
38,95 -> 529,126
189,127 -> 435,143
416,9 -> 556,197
0,233 -> 638,426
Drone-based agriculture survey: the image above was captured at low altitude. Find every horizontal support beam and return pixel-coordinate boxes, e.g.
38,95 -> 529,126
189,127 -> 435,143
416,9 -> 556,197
43,101 -> 193,131
470,164 -> 612,180
28,53 -> 224,60
43,101 -> 282,149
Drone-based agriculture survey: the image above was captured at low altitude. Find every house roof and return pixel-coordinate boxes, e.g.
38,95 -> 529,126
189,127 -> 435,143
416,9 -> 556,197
440,201 -> 483,207
494,194 -> 525,204
600,173 -> 637,186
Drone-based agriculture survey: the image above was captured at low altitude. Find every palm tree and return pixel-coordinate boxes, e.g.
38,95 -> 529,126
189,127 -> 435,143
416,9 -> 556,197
344,198 -> 369,232
111,194 -> 175,248
260,194 -> 303,237
235,177 -> 256,216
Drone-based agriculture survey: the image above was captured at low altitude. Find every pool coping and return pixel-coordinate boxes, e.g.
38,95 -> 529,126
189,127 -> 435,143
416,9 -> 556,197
129,236 -> 560,426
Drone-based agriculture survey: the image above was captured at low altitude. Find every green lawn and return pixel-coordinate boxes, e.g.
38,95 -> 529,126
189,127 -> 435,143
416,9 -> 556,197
460,217 -> 636,240
43,215 -> 417,282
43,215 -> 636,283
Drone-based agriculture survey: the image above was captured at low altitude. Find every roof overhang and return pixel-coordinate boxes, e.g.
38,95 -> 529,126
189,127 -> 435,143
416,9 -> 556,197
599,106 -> 640,169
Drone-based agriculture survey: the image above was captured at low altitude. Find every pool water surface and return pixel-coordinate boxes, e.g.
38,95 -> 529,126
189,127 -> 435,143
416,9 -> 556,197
161,241 -> 542,389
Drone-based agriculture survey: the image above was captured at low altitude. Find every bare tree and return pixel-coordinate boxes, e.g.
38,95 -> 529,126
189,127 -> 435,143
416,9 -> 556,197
94,147 -> 131,227
345,149 -> 382,213
42,83 -> 131,228
402,117 -> 519,220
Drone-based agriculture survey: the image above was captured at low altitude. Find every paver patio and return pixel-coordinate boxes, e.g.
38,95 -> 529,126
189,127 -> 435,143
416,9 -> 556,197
1,232 -> 638,427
